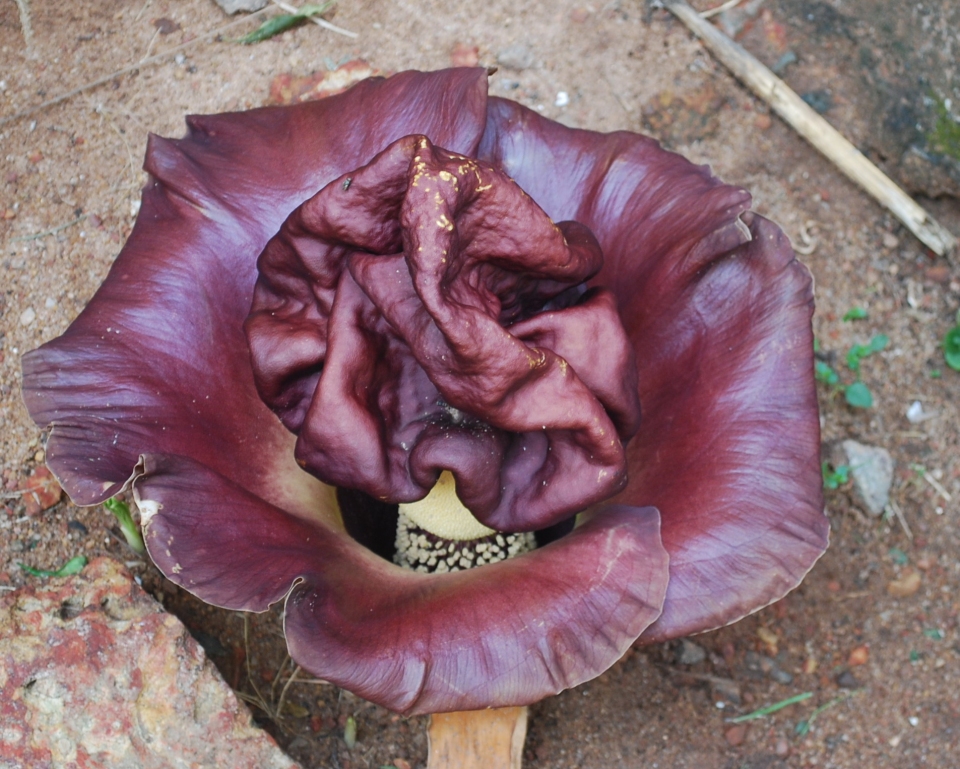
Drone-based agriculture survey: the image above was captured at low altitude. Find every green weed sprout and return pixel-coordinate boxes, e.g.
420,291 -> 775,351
104,497 -> 146,554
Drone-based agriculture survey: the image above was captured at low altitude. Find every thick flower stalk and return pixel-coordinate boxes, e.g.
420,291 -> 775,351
21,68 -> 828,716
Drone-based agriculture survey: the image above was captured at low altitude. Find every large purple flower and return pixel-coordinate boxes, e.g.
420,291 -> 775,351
21,68 -> 827,715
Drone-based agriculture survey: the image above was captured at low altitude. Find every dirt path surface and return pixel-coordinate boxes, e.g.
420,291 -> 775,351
2,1 -> 959,767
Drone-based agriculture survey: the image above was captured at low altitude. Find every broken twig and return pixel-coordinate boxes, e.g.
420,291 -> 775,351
272,0 -> 357,38
887,499 -> 913,541
699,0 -> 744,19
662,0 -> 958,259
12,215 -> 86,242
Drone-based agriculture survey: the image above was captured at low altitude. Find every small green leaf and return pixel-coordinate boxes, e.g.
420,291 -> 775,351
844,382 -> 873,408
888,547 -> 909,565
929,368 -> 942,379
923,628 -> 944,640
728,692 -> 813,723
846,345 -> 868,371
235,2 -> 332,44
846,334 -> 888,371
344,715 -> 357,749
909,649 -> 921,662
822,462 -> 850,490
868,334 -> 889,353
842,307 -> 868,321
236,13 -> 305,43
814,361 -> 839,385
283,702 -> 310,718
794,691 -> 856,736
104,497 -> 145,554
943,325 -> 960,371
20,555 -> 88,578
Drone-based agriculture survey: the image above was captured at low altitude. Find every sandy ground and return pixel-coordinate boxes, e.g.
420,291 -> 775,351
2,1 -> 959,767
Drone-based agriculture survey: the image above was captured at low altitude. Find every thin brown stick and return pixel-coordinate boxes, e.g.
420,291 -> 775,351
275,664 -> 300,717
11,215 -> 87,242
699,0 -> 744,20
888,500 -> 913,540
663,0 -> 958,259
271,0 -> 358,38
15,0 -> 34,52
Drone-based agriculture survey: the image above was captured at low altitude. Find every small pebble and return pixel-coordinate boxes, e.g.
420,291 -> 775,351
848,645 -> 869,666
887,571 -> 922,598
882,232 -> 899,249
836,670 -> 860,689
770,667 -> 794,685
710,677 -> 742,705
906,400 -> 935,423
756,626 -> 779,655
20,307 -> 37,326
724,724 -> 747,746
842,440 -> 894,517
775,737 -> 790,757
67,520 -> 89,536
450,42 -> 479,68
675,638 -> 707,665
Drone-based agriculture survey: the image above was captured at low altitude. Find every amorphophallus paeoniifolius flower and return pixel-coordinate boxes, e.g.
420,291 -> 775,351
21,68 -> 828,716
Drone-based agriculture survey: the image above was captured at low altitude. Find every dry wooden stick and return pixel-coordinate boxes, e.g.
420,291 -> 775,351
663,0 -> 958,259
272,0 -> 358,38
15,0 -> 34,52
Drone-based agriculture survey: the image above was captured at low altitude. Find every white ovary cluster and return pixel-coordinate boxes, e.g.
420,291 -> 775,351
393,471 -> 537,573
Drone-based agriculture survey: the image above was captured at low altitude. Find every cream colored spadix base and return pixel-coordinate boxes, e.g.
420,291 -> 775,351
426,706 -> 528,769
399,470 -> 495,541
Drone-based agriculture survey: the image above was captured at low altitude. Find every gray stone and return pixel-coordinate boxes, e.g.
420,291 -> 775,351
709,676 -> 742,706
497,43 -> 535,71
675,638 -> 707,665
0,557 -> 298,769
842,440 -> 895,516
770,667 -> 794,685
777,0 -> 960,199
213,0 -> 268,14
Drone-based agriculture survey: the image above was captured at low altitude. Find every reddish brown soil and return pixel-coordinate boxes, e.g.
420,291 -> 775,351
2,1 -> 958,767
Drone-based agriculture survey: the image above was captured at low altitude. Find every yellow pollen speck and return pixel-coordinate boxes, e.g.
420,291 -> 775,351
439,170 -> 455,182
437,214 -> 454,230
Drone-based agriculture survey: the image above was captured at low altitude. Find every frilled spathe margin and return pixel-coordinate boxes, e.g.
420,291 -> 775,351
22,68 -> 827,714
